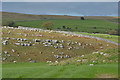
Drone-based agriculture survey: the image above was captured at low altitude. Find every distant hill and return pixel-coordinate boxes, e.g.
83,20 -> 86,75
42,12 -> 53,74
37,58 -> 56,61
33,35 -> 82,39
2,12 -> 118,26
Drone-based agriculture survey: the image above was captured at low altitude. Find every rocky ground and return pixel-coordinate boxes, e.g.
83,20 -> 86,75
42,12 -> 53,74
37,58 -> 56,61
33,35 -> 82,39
1,26 -> 118,64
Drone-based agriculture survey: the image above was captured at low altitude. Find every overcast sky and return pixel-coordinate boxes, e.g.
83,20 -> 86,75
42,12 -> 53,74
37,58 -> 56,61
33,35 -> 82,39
1,0 -> 120,2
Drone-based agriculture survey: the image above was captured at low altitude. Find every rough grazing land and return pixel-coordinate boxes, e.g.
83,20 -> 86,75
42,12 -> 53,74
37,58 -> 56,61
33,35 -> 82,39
2,26 -> 117,63
14,19 -> 118,34
2,12 -> 118,34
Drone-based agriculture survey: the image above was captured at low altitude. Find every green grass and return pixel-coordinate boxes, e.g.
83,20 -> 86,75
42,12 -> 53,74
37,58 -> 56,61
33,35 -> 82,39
13,19 -> 118,34
2,12 -> 118,26
74,32 -> 119,43
2,63 -> 118,78
2,12 -> 118,34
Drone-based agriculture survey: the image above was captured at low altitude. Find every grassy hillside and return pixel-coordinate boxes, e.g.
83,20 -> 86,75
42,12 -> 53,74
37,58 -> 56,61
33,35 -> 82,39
2,27 -> 117,63
74,32 -> 119,43
2,12 -> 119,78
13,19 -> 118,34
2,12 -> 118,34
2,12 -> 81,26
2,63 -> 118,78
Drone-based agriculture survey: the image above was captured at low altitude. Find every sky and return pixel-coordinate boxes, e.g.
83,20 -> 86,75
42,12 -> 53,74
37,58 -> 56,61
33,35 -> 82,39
1,0 -> 120,2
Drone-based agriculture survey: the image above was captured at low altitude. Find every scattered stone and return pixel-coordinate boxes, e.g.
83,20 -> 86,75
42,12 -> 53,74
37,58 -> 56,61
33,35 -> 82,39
89,64 -> 94,66
81,55 -> 84,58
3,57 -> 7,61
54,55 -> 59,59
30,60 -> 36,63
2,40 -> 8,45
15,43 -> 20,46
12,49 -> 16,52
0,53 -> 2,56
52,40 -> 59,43
13,61 -> 17,63
7,54 -> 11,57
6,37 -> 10,40
100,52 -> 104,55
12,38 -> 16,40
54,46 -> 58,49
4,51 -> 8,54
103,53 -> 108,56
61,40 -> 65,43
47,61 -> 52,63
17,54 -> 20,57
52,52 -> 54,54
58,52 -> 64,55
77,60 -> 81,62
35,39 -> 41,42
28,58 -> 32,61
78,43 -> 82,46
64,55 -> 69,58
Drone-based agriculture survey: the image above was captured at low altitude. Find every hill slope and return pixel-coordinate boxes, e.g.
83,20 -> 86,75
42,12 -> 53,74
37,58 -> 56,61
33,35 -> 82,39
2,26 -> 117,63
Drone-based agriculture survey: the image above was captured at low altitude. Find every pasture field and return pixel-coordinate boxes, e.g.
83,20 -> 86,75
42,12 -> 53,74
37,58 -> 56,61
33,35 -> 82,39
2,27 -> 118,78
2,12 -> 118,35
2,12 -> 119,78
2,63 -> 118,78
74,32 -> 119,43
13,19 -> 118,34
2,12 -> 118,25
